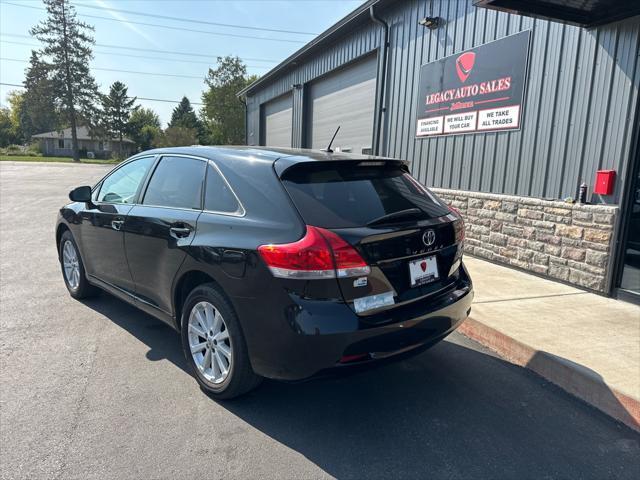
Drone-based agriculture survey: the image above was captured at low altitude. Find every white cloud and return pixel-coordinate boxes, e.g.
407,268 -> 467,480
91,0 -> 159,46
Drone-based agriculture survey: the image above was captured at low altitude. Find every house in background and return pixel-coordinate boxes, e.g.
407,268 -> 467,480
32,126 -> 136,158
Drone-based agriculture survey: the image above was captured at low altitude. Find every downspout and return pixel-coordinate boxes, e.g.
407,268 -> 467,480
369,4 -> 389,157
239,95 -> 248,145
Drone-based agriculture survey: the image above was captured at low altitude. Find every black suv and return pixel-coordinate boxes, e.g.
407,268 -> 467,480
56,147 -> 473,398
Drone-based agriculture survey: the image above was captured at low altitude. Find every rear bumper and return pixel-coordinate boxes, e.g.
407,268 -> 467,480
237,264 -> 473,381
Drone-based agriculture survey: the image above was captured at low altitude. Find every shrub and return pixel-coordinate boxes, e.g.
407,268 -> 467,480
25,142 -> 43,157
2,144 -> 26,156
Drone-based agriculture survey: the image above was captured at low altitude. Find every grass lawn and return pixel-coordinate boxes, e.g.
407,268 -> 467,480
0,155 -> 120,165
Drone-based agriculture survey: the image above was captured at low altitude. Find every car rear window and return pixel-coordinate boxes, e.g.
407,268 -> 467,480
281,163 -> 450,228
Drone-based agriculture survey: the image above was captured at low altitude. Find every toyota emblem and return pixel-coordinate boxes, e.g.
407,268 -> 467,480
423,230 -> 436,247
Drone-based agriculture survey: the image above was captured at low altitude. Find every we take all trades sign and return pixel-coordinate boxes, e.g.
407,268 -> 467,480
415,31 -> 531,138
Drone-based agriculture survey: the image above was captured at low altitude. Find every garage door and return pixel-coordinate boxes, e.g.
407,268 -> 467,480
306,54 -> 377,154
262,93 -> 293,147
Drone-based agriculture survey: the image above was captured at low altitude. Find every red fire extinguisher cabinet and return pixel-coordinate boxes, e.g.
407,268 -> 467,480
594,170 -> 615,196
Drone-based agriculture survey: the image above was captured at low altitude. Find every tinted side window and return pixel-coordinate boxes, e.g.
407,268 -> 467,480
97,156 -> 154,204
204,163 -> 241,214
143,156 -> 205,209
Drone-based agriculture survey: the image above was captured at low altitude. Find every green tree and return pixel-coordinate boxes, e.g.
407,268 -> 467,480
202,56 -> 256,145
0,108 -> 19,147
30,0 -> 98,161
0,90 -> 26,146
168,96 -> 203,142
101,81 -> 136,156
0,92 -> 26,146
127,107 -> 161,151
152,126 -> 198,148
20,51 -> 59,140
7,92 -> 26,143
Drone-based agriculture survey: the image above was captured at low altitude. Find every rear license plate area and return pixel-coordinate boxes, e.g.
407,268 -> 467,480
408,256 -> 439,287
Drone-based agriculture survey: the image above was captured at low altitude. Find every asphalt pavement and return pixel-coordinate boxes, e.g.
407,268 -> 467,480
1,161 -> 639,480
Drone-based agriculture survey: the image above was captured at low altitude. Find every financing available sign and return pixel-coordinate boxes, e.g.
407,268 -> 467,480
415,31 -> 531,138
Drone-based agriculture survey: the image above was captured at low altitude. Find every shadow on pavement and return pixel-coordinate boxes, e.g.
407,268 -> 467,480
82,293 -> 640,480
81,293 -> 188,370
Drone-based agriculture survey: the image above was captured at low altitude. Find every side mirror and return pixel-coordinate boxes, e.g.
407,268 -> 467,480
69,185 -> 92,203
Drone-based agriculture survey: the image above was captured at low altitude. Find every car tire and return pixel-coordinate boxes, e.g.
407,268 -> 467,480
59,230 -> 98,299
181,283 -> 262,399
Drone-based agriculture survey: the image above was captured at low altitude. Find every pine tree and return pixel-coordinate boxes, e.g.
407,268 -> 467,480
168,96 -> 204,142
101,81 -> 136,156
30,0 -> 98,161
20,51 -> 58,140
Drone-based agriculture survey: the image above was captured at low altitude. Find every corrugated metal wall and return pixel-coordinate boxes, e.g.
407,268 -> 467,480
245,1 -> 640,203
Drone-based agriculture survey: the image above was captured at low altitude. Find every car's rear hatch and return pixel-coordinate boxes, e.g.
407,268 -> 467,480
278,158 -> 464,317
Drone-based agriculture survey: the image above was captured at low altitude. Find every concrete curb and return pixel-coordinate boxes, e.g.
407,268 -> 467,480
459,317 -> 640,433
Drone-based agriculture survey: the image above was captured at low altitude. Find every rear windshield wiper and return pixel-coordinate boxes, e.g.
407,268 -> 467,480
366,208 -> 423,227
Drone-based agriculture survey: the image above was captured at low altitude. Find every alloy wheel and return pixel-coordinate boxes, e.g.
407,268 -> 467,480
187,301 -> 232,384
62,240 -> 80,290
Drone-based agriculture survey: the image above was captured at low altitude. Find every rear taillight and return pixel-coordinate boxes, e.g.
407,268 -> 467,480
448,205 -> 465,243
317,228 -> 370,278
448,205 -> 462,217
258,226 -> 371,279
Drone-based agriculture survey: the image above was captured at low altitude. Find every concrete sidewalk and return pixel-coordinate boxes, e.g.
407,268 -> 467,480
461,256 -> 640,431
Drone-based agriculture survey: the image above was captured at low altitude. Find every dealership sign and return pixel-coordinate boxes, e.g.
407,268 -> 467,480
416,31 -> 531,138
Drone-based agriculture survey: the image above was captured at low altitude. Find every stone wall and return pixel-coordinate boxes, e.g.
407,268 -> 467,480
431,188 -> 618,293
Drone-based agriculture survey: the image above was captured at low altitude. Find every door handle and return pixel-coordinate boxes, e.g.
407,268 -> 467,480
111,219 -> 124,231
170,226 -> 192,238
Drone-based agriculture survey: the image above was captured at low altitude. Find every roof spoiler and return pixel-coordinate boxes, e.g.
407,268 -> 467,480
274,155 -> 409,178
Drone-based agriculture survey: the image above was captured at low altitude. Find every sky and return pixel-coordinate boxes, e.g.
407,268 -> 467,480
0,0 -> 364,126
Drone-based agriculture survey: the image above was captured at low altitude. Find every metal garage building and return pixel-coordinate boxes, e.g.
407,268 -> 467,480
238,0 -> 640,301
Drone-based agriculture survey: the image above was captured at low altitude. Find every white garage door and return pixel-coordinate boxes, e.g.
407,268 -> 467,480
306,54 -> 377,154
262,93 -> 293,147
